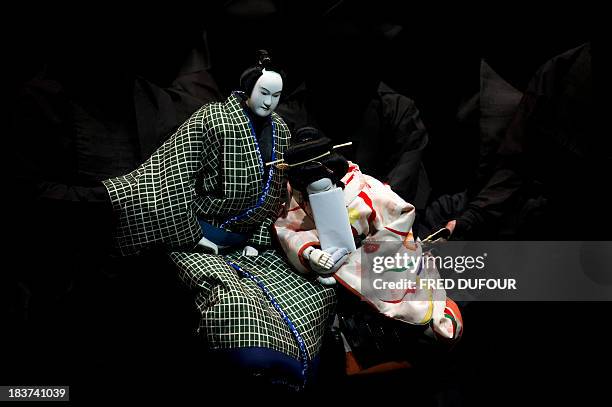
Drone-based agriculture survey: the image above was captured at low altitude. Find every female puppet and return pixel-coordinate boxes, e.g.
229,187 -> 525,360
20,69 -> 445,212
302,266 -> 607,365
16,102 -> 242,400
274,128 -> 462,372
102,51 -> 334,385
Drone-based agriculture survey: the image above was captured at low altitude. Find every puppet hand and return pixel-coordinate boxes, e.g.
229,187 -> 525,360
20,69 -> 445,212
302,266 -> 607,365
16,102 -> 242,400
302,247 -> 332,274
445,220 -> 456,235
321,247 -> 349,275
197,236 -> 219,254
315,247 -> 350,286
242,246 -> 259,257
303,246 -> 349,282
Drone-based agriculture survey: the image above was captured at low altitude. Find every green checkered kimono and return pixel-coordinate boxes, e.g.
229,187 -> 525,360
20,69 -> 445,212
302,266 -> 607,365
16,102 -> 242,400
103,92 -> 335,362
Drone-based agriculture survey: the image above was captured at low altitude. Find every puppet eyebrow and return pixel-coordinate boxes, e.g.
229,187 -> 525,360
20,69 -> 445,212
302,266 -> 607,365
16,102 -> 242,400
261,87 -> 281,95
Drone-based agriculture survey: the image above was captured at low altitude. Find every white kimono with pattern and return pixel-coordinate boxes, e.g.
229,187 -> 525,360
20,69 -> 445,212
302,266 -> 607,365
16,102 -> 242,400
274,163 -> 462,341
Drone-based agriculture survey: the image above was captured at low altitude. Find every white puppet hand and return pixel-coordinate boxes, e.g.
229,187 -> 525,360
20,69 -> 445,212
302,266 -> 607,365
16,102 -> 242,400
302,247 -> 331,273
242,245 -> 259,257
320,247 -> 349,275
197,236 -> 219,254
302,246 -> 349,285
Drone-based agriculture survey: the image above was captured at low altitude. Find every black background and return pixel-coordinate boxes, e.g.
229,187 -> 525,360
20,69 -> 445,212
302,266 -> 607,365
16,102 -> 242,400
2,1 -> 601,404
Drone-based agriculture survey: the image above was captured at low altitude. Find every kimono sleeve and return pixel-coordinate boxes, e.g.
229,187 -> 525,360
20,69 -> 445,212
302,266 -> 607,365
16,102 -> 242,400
346,170 -> 416,241
103,106 -> 213,255
364,174 -> 415,235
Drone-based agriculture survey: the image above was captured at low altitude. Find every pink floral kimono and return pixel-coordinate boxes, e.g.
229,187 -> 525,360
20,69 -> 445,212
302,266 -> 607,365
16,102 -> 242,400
274,162 -> 463,343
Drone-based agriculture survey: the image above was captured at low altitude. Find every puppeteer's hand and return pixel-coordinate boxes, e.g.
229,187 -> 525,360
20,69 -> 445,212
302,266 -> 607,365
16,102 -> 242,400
445,220 -> 456,235
242,245 -> 259,257
303,246 -> 349,286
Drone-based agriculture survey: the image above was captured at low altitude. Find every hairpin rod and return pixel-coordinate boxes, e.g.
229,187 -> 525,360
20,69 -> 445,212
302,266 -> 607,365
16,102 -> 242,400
265,158 -> 285,166
333,142 -> 352,149
265,142 -> 352,167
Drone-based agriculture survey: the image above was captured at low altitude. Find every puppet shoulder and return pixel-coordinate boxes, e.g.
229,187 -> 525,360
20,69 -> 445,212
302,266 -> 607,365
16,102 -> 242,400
272,112 -> 291,140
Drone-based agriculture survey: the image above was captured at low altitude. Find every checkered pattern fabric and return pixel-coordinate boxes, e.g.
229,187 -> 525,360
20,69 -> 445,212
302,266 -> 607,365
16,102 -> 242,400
103,92 -> 289,255
172,249 -> 336,359
103,93 -> 335,359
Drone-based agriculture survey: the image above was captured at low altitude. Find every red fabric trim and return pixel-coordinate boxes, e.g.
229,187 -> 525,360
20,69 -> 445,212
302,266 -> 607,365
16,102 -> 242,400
358,191 -> 376,223
379,287 -> 417,303
297,241 -> 320,271
335,276 -> 368,301
445,298 -> 463,326
345,173 -> 355,185
345,351 -> 362,375
384,226 -> 409,237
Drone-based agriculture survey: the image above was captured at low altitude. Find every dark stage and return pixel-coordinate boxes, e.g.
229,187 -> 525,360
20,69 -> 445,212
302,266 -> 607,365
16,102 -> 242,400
2,2 -> 603,405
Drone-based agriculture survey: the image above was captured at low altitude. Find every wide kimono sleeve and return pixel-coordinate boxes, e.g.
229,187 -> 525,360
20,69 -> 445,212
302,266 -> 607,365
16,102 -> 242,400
102,106 -> 213,255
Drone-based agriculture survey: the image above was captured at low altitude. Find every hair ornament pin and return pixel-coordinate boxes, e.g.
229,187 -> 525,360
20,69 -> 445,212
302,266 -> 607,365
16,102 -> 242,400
265,142 -> 352,168
275,162 -> 290,171
332,142 -> 352,150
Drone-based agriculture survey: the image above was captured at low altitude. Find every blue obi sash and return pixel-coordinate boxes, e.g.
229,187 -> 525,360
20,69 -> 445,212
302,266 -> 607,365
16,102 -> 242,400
198,219 -> 249,247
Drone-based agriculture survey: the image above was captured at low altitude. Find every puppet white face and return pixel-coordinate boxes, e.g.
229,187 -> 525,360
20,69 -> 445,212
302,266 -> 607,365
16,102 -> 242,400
247,69 -> 283,117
